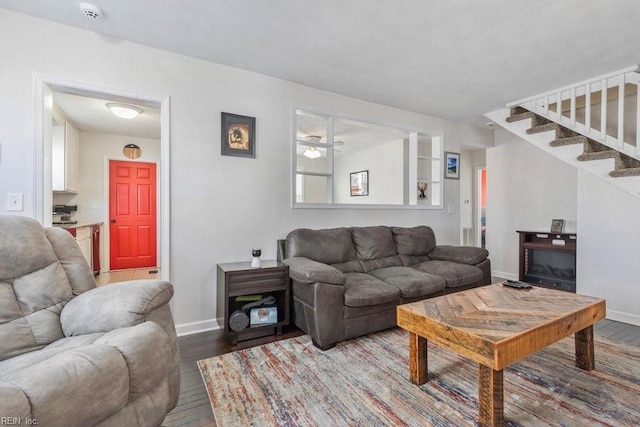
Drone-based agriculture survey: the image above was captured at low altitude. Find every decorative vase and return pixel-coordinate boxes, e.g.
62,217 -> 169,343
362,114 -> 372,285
251,249 -> 262,268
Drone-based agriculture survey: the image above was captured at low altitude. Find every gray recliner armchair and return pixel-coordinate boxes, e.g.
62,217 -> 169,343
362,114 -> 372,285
0,216 -> 179,426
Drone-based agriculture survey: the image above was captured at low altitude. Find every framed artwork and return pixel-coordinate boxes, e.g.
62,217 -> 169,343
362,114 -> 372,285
445,152 -> 460,179
350,170 -> 369,196
550,219 -> 565,233
417,181 -> 428,200
221,112 -> 256,158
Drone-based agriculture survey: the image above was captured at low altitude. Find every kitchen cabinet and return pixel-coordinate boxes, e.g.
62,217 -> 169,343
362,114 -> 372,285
52,112 -> 80,193
75,226 -> 93,269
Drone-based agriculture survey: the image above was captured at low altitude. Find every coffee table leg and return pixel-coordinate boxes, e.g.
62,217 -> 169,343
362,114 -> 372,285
478,365 -> 504,427
575,325 -> 595,371
408,332 -> 428,385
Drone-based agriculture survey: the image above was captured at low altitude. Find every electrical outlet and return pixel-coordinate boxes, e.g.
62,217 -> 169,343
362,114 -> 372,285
7,193 -> 23,211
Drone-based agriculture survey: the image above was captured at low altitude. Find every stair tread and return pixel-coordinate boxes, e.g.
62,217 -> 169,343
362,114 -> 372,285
527,123 -> 561,134
506,112 -> 536,123
577,150 -> 618,161
610,167 -> 640,178
550,135 -> 587,147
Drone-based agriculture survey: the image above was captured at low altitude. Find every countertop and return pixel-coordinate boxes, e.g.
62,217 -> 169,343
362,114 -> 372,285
52,221 -> 103,229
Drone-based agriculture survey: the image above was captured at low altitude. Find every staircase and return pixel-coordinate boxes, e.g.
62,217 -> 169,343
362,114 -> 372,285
486,65 -> 640,197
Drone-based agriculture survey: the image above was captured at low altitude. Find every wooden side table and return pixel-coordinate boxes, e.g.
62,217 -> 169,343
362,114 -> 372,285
217,260 -> 290,345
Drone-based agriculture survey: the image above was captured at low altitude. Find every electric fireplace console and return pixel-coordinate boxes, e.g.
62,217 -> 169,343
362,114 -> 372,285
517,230 -> 577,292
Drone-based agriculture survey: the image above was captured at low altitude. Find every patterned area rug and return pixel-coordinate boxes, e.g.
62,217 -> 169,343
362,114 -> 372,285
197,328 -> 640,426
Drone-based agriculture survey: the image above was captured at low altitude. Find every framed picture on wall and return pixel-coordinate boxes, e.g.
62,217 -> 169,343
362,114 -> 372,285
445,152 -> 460,179
350,170 -> 369,196
221,112 -> 256,158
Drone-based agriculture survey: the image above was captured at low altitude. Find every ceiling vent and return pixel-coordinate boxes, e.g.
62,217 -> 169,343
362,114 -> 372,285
80,2 -> 103,20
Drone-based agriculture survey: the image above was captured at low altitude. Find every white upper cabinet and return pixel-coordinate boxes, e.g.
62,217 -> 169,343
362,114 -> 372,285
52,111 -> 79,193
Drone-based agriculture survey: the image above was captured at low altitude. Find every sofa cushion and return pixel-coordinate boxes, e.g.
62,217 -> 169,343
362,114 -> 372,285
398,254 -> 431,267
368,266 -> 446,298
351,226 -> 396,260
95,322 -> 171,394
392,226 -> 437,256
285,228 -> 355,264
412,260 -> 483,287
359,255 -> 403,273
0,262 -> 72,361
430,245 -> 489,265
330,260 -> 364,273
0,345 -> 129,426
343,273 -> 400,307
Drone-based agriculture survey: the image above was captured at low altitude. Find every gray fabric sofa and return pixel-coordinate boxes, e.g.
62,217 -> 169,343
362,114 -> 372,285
0,216 -> 179,426
278,225 -> 490,349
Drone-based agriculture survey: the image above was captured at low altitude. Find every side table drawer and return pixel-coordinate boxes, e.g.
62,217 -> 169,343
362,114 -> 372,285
228,268 -> 288,296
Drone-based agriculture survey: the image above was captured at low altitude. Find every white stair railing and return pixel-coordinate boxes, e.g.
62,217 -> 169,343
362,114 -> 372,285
507,65 -> 640,159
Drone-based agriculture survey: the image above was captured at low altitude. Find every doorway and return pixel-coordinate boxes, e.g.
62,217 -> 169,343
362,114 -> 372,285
34,74 -> 171,280
476,167 -> 487,249
109,160 -> 157,270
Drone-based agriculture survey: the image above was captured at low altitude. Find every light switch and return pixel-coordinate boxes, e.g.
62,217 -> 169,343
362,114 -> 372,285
90,201 -> 101,208
7,193 -> 23,211
447,204 -> 455,214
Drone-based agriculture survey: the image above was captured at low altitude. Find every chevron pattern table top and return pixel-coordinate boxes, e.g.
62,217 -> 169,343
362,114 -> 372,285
397,283 -> 606,370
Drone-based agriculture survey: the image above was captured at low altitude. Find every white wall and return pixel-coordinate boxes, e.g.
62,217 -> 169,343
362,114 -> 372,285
486,129 -> 577,279
577,169 -> 640,325
334,140 -> 404,204
0,9 -> 494,334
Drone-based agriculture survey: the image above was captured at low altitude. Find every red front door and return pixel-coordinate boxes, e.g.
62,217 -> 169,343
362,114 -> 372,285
109,160 -> 157,270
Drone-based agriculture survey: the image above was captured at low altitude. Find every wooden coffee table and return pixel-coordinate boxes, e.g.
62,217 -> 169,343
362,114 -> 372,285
396,284 -> 606,427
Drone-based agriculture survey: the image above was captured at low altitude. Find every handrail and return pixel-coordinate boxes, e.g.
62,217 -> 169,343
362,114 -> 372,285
507,65 -> 640,156
507,64 -> 639,107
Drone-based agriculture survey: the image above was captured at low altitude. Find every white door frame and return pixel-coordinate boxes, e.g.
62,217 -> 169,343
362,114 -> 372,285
476,166 -> 486,248
33,73 -> 171,281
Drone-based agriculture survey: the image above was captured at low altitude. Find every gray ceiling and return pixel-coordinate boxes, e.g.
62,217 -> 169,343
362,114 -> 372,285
2,0 -> 640,132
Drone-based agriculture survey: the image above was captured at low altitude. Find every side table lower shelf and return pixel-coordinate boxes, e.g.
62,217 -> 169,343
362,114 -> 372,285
217,260 -> 290,345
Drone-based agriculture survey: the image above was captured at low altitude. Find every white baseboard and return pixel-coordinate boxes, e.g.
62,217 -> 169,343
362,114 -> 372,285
175,318 -> 221,336
492,270 -> 518,281
606,310 -> 640,327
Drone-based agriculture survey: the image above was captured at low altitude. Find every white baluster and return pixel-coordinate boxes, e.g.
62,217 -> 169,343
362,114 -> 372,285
570,87 -> 576,126
618,76 -> 625,148
601,79 -> 608,139
585,83 -> 591,133
557,90 -> 562,119
544,94 -> 549,115
636,83 -> 640,155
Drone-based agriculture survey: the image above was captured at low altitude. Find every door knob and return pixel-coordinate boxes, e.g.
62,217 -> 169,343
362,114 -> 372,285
110,219 -> 116,223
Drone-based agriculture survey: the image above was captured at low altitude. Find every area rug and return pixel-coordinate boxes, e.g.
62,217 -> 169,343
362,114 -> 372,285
197,328 -> 640,426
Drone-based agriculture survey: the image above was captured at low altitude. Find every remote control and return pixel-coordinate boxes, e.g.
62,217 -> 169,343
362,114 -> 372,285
503,280 -> 532,289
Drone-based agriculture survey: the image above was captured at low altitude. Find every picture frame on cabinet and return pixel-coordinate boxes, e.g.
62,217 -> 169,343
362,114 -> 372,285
550,219 -> 565,233
445,152 -> 460,179
221,112 -> 256,158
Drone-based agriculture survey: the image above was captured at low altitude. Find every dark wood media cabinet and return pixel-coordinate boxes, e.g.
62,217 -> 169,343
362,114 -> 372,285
217,260 -> 290,345
517,230 -> 577,292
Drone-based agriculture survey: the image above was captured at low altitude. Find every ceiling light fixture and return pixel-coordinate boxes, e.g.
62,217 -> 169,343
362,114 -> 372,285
80,2 -> 103,20
303,147 -> 322,159
106,103 -> 142,119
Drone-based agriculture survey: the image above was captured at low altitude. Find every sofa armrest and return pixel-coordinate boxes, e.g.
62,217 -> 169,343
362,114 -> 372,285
283,257 -> 346,285
430,245 -> 489,265
60,279 -> 174,336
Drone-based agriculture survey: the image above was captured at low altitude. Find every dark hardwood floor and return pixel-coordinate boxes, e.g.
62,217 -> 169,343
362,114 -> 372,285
163,319 -> 639,426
